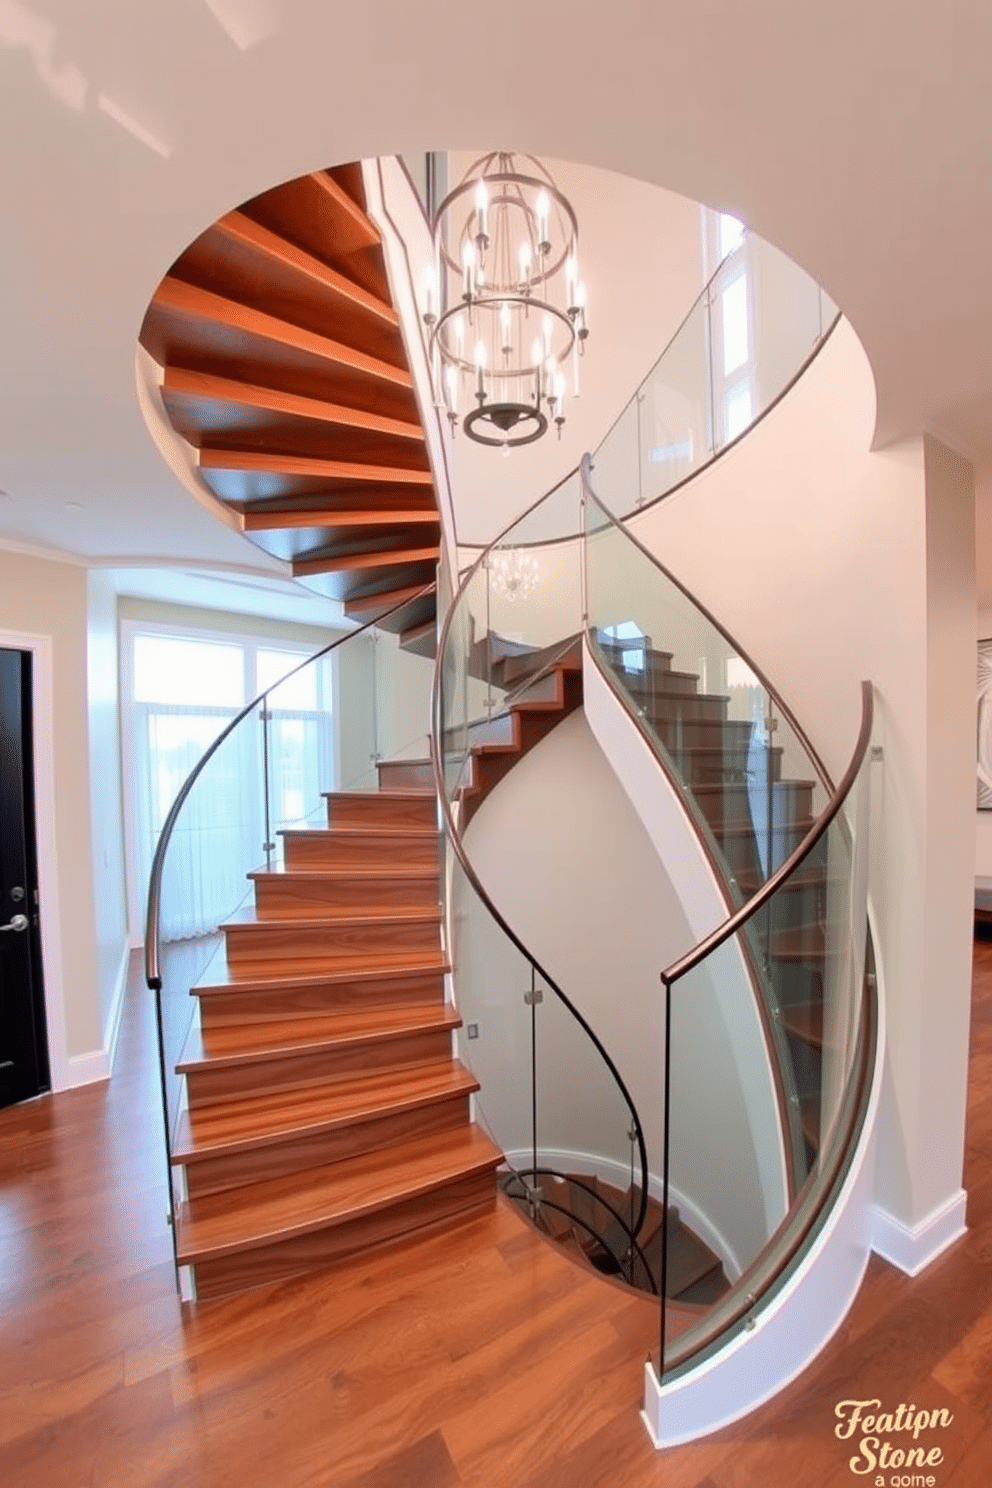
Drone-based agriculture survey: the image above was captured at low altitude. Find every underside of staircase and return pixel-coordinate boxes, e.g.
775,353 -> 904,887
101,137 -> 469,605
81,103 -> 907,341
139,160 -> 439,644
172,778 -> 501,1300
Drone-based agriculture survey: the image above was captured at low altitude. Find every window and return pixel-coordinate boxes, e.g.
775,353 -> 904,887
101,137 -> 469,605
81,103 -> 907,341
122,622 -> 333,943
702,207 -> 755,452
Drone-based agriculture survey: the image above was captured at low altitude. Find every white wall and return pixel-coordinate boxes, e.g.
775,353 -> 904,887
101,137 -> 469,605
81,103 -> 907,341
625,321 -> 974,1241
86,570 -> 129,1055
458,708 -> 778,1273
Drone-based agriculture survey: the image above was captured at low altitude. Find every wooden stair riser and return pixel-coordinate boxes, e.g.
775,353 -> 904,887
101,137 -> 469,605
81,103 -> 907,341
183,1026 -> 456,1107
645,692 -> 730,724
377,758 -> 434,792
251,873 -> 439,918
282,829 -> 440,870
223,916 -> 441,966
651,716 -> 756,753
619,668 -> 702,700
765,959 -> 825,1010
595,641 -> 675,680
664,742 -> 778,787
195,969 -> 447,1028
325,791 -> 436,830
187,1165 -> 498,1301
695,779 -> 815,834
179,1092 -> 473,1200
753,880 -> 827,935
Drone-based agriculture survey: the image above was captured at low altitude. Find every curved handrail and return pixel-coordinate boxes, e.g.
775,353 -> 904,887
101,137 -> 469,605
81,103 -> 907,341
662,680 -> 873,990
431,561 -> 651,1246
144,584 -> 434,992
581,452 -> 834,797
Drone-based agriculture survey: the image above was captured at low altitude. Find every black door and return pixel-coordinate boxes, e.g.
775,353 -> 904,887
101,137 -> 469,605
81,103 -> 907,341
0,648 -> 50,1107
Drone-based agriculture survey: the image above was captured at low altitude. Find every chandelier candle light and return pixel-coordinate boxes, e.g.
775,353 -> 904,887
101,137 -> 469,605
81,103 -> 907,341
422,152 -> 589,448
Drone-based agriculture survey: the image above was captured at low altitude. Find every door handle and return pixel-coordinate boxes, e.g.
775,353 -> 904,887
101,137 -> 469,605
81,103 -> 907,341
0,914 -> 28,934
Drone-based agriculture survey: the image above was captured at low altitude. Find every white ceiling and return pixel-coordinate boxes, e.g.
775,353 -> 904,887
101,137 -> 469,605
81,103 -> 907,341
1,0 -> 989,596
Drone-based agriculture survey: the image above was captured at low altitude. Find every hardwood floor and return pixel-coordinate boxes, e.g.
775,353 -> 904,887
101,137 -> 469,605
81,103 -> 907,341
1,942 -> 990,1487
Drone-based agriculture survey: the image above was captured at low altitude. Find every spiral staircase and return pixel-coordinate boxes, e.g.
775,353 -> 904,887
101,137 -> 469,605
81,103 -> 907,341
140,158 -> 878,1437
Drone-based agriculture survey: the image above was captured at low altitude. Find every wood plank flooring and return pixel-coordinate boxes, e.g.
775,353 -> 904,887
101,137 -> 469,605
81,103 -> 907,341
1,942 -> 990,1487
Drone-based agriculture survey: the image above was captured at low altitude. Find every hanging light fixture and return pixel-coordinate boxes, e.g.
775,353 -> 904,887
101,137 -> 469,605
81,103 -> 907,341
421,152 -> 589,448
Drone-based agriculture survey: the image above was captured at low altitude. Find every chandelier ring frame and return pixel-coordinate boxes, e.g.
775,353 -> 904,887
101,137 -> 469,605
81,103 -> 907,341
431,295 -> 577,379
432,171 -> 579,282
463,402 -> 549,447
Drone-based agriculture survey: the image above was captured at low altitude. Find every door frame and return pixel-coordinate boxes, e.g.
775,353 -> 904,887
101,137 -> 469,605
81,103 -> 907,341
0,629 -> 69,1090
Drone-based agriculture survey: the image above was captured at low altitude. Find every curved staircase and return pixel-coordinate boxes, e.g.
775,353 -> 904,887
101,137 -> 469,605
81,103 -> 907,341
170,779 -> 500,1300
140,158 -> 874,1424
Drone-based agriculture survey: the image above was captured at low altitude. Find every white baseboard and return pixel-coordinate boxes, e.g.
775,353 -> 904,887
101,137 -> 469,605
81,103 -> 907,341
104,945 -> 130,1074
871,1188 -> 968,1276
63,1048 -> 111,1087
501,1145 -> 742,1281
56,945 -> 131,1091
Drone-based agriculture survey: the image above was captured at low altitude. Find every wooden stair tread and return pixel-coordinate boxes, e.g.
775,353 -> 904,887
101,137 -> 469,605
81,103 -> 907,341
247,862 -> 438,883
178,1003 -> 461,1070
215,209 -> 398,324
176,1125 -> 502,1263
193,949 -> 448,996
221,905 -> 441,931
323,788 -> 434,802
172,1060 -> 479,1163
281,823 -> 439,840
770,926 -> 828,959
783,1002 -> 824,1045
162,366 -> 423,442
690,778 -> 816,796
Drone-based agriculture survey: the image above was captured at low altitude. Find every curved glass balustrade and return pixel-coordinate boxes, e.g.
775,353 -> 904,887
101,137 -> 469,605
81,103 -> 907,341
434,485 -> 654,1282
655,682 -> 875,1379
429,413 -> 875,1365
144,592 -> 435,1282
595,232 -> 837,516
584,473 -> 832,911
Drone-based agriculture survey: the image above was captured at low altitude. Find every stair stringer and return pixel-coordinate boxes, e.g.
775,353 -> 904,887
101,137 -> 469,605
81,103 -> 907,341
642,898 -> 886,1444
582,643 -> 790,1241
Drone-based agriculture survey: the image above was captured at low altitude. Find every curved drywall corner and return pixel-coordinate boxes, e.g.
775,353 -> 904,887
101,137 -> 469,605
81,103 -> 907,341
459,706 -> 779,1273
134,345 -> 258,542
582,647 -> 789,1238
642,896 -> 886,1446
362,157 -> 460,583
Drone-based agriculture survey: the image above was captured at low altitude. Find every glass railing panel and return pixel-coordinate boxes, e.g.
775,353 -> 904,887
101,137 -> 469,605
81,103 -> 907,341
262,652 -> 335,841
747,235 -> 827,417
147,610 -> 424,1279
660,932 -> 787,1352
591,397 -> 642,518
635,293 -> 710,504
657,720 -> 874,1379
532,973 -> 654,1287
585,489 -> 788,904
443,828 -> 652,1285
448,854 -> 534,1162
588,228 -> 838,522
